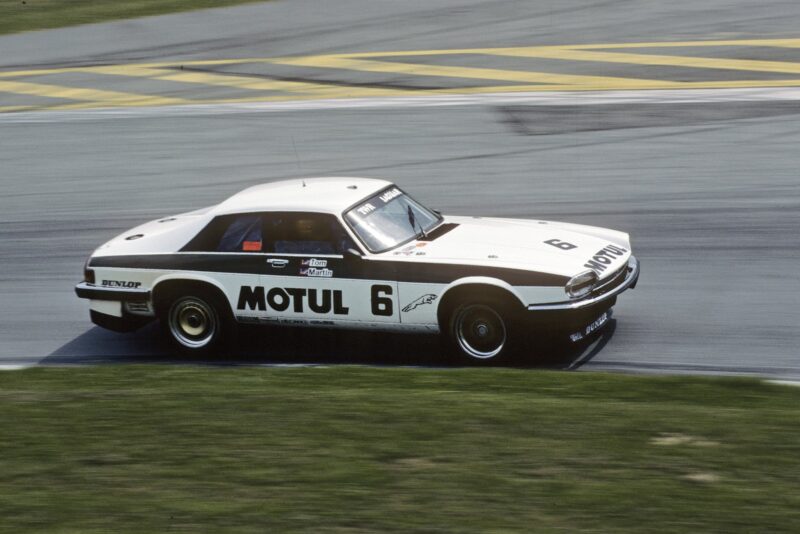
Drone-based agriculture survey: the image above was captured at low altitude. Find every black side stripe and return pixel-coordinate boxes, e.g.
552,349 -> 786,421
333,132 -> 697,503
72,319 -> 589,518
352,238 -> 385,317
90,254 -> 568,287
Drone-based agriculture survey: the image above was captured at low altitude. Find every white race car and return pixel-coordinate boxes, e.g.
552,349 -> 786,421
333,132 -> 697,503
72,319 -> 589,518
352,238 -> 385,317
76,178 -> 639,363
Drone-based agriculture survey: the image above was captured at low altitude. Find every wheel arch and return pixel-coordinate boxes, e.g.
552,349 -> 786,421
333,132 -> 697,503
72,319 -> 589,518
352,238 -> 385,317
151,274 -> 231,315
436,277 -> 525,329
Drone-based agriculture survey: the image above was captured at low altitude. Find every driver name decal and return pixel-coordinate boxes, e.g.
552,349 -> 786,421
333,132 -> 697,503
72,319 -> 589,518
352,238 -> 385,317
300,267 -> 333,277
300,258 -> 333,277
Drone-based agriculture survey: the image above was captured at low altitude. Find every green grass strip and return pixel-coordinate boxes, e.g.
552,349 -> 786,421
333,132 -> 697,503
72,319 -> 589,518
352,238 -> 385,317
0,0 -> 267,36
1,366 -> 799,532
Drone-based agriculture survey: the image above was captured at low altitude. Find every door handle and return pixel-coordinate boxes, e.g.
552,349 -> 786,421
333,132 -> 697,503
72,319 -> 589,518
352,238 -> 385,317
267,258 -> 289,268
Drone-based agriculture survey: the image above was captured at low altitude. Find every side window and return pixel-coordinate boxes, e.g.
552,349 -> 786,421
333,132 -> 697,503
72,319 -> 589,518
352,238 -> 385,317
217,215 -> 263,252
265,213 -> 356,255
182,212 -> 358,254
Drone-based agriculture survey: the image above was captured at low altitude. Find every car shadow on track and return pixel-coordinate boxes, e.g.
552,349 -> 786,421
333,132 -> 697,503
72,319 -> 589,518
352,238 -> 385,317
43,319 -> 617,370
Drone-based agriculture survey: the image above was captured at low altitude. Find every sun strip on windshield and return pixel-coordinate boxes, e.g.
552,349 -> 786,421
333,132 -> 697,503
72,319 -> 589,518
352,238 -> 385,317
343,186 -> 442,254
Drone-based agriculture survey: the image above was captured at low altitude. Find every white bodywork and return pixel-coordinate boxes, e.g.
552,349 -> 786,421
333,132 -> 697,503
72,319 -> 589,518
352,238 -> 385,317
80,177 -> 635,334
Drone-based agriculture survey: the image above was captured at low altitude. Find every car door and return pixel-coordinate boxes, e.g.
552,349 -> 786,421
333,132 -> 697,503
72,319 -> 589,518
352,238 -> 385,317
256,212 -> 400,327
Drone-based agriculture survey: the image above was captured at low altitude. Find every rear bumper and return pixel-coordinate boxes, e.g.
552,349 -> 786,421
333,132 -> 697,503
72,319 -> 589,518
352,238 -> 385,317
527,256 -> 640,312
75,282 -> 150,303
89,309 -> 152,333
76,282 -> 153,333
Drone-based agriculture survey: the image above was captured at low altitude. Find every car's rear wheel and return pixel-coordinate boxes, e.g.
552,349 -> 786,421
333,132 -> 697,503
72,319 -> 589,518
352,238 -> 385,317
445,297 -> 518,365
158,286 -> 233,358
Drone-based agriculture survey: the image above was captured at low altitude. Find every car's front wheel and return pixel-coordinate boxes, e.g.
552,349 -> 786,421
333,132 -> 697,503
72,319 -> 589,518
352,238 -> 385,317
446,298 -> 518,365
158,286 -> 234,358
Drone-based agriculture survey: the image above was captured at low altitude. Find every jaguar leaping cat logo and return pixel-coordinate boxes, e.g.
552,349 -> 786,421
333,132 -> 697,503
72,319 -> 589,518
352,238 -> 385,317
402,294 -> 438,313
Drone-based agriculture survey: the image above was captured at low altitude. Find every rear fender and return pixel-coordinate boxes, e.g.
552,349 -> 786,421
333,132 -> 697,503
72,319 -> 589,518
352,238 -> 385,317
151,273 -> 229,310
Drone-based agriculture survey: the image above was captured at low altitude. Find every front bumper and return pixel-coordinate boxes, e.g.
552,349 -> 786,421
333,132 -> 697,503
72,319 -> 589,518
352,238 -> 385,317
527,256 -> 640,312
568,309 -> 612,343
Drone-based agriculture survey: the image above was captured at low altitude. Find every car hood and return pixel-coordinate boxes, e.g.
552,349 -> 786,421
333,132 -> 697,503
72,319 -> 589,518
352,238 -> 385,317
387,215 -> 632,279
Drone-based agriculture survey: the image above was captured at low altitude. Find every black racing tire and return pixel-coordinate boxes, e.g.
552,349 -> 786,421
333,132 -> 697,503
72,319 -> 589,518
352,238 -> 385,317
157,286 -> 235,359
444,297 -> 519,365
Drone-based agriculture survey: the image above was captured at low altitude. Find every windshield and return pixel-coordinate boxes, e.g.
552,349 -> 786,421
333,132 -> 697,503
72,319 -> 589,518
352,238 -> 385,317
344,186 -> 442,252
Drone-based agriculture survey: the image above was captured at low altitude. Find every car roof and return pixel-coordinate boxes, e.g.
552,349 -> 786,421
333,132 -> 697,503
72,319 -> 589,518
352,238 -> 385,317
212,177 -> 393,216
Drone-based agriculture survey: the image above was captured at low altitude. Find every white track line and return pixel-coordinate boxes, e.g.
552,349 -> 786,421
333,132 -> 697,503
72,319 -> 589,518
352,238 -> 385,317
2,87 -> 800,123
766,380 -> 800,387
0,364 -> 34,371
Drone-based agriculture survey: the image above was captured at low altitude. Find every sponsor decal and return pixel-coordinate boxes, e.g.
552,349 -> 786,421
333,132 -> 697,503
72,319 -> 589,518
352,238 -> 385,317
357,202 -> 376,216
300,267 -> 333,278
101,280 -> 142,289
402,294 -> 438,313
544,238 -> 577,251
583,244 -> 628,273
301,258 -> 328,268
379,187 -> 402,203
569,312 -> 609,342
242,240 -> 262,252
237,286 -> 349,315
394,242 -> 428,256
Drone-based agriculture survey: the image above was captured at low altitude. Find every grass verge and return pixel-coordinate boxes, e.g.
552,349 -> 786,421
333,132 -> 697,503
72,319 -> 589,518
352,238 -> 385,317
0,0 -> 266,35
1,366 -> 799,532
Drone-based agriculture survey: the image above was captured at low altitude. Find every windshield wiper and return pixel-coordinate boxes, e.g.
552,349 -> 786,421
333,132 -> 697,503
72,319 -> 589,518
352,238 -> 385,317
407,205 -> 427,240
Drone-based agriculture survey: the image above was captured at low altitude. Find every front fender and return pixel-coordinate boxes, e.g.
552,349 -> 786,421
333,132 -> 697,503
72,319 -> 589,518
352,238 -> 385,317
439,276 -> 527,308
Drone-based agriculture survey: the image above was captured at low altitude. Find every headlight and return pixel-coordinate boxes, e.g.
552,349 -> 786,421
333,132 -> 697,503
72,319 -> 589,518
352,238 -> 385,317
566,270 -> 598,299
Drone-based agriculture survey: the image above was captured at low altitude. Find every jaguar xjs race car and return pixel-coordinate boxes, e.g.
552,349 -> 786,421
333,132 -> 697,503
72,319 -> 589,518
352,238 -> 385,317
75,177 -> 640,363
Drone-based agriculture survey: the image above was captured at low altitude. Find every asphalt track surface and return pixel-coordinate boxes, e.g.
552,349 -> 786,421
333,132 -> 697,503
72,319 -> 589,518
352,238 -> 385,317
1,0 -> 799,377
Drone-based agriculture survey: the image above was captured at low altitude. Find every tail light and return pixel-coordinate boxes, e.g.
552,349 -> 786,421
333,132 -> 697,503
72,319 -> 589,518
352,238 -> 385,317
83,259 -> 95,284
